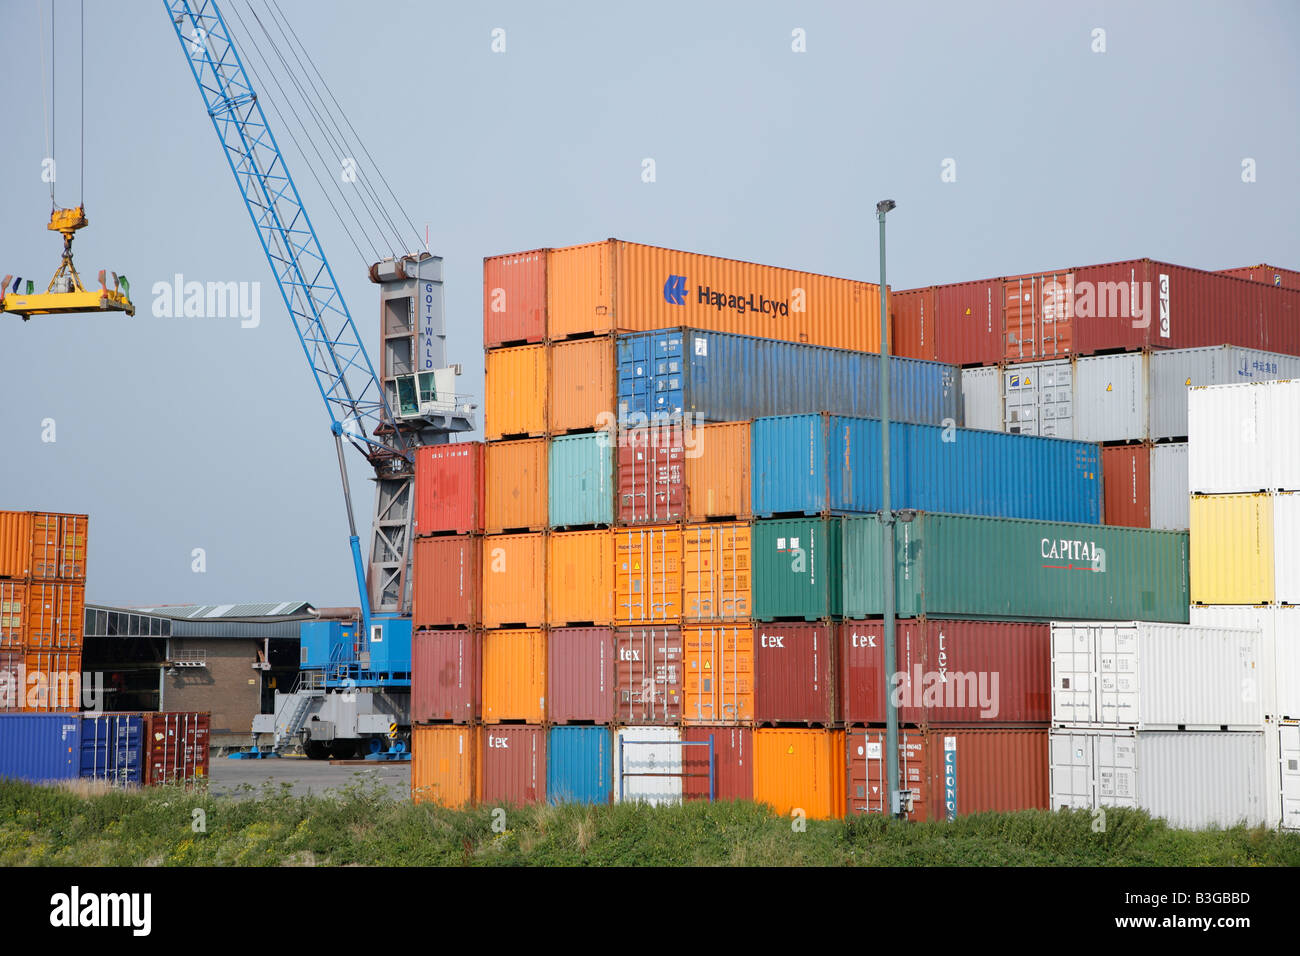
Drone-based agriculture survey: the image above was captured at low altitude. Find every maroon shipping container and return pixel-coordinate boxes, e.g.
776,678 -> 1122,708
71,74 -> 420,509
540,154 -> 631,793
935,278 -> 1005,367
414,443 -> 485,536
846,726 -> 1049,821
1217,264 -> 1300,292
1102,444 -> 1151,528
837,620 -> 1050,725
615,626 -> 682,724
412,536 -> 482,629
144,712 -> 210,786
483,249 -> 548,348
412,629 -> 481,724
754,623 -> 835,725
889,288 -> 937,362
618,426 -> 684,525
683,725 -> 753,802
548,627 -> 615,724
478,724 -> 546,806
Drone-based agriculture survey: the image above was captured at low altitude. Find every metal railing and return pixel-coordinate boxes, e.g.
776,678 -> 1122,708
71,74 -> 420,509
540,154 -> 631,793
617,736 -> 715,804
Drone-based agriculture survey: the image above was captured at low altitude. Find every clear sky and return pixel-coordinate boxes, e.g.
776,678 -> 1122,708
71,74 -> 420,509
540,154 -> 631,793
1,0 -> 1296,608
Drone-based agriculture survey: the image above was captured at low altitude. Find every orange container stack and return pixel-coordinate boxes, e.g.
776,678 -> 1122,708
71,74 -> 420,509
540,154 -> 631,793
0,511 -> 88,713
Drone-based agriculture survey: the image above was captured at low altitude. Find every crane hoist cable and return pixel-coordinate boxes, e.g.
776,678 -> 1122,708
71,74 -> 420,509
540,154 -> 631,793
2,0 -> 133,319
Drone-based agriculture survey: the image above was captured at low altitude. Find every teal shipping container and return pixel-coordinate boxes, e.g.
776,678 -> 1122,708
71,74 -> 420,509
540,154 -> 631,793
549,434 -> 614,528
750,518 -> 843,621
547,725 -> 612,804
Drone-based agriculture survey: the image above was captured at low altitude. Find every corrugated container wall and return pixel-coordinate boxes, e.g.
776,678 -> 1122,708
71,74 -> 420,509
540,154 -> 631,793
412,535 -> 481,629
685,422 -> 751,521
615,626 -> 683,723
682,726 -> 753,802
1050,621 -> 1263,730
681,522 -> 751,622
1150,443 -> 1189,530
1189,381 -> 1300,494
1191,604 -> 1300,720
889,287 -> 936,361
484,344 -> 547,440
546,239 -> 881,350
1217,263 -> 1300,291
615,328 -> 960,427
750,518 -> 842,621
752,728 -> 845,820
547,530 -> 614,626
841,513 -> 1190,622
481,533 -> 545,629
485,438 -> 547,533
143,712 -> 210,786
1102,445 -> 1150,527
483,249 -> 547,347
24,583 -> 85,650
478,725 -> 546,806
481,629 -> 546,724
1189,494 -> 1274,605
1150,346 -> 1300,441
753,623 -> 835,725
0,713 -> 80,782
0,512 -> 34,579
412,724 -> 477,807
618,425 -> 684,525
549,336 -> 615,434
934,279 -> 1006,367
23,651 -> 82,712
1073,352 -> 1147,443
412,629 -> 481,724
414,443 -> 485,536
547,628 -> 614,724
548,434 -> 614,528
79,713 -> 145,785
614,725 -> 682,805
960,366 -> 1001,431
547,725 -> 611,804
31,514 -> 87,581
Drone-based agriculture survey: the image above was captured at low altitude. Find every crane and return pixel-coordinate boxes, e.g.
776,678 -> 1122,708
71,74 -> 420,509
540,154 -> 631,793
164,0 -> 474,758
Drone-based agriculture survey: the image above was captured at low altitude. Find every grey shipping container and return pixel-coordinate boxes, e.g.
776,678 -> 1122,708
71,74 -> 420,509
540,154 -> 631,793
1003,360 -> 1073,437
960,366 -> 1001,431
1073,352 -> 1148,443
1149,345 -> 1300,441
1150,443 -> 1189,530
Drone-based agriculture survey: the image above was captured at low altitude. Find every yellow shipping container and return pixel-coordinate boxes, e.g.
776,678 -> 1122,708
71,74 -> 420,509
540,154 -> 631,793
485,438 -> 548,533
682,624 -> 754,724
481,629 -> 547,724
412,725 -> 477,807
753,728 -> 846,820
682,522 -> 751,621
685,422 -> 751,521
548,529 -> 615,625
549,336 -> 616,434
482,533 -> 546,628
485,344 -> 547,440
1191,493 -> 1275,605
615,525 -> 682,624
546,239 -> 881,351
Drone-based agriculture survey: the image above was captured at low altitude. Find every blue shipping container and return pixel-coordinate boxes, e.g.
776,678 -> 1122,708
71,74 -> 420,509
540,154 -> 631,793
79,713 -> 145,785
0,713 -> 82,783
751,413 -> 1102,523
549,434 -> 614,528
547,726 -> 611,804
616,327 -> 961,427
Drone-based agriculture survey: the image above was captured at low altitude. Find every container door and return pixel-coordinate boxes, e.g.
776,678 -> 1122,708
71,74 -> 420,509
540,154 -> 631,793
1095,626 -> 1139,727
1049,730 -> 1095,811
1093,732 -> 1138,810
1003,365 -> 1040,435
1051,625 -> 1095,725
1037,360 -> 1073,438
1280,724 -> 1300,831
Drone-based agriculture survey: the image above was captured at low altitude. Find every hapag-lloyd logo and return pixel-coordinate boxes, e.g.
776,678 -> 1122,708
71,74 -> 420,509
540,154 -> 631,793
663,274 -> 795,317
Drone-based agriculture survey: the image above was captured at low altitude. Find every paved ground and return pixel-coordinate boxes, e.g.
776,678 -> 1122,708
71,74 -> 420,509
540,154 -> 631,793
207,756 -> 411,801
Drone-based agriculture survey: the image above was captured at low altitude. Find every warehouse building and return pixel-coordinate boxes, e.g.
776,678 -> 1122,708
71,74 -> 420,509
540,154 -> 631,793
82,602 -> 314,747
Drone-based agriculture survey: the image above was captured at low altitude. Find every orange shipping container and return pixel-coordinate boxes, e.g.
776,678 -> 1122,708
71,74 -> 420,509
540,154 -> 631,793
753,728 -> 846,820
682,624 -> 754,724
546,239 -> 881,351
682,522 -> 751,621
24,582 -> 84,650
685,422 -> 751,521
31,513 -> 88,581
412,724 -> 478,807
0,512 -> 33,579
549,336 -> 616,434
548,530 -> 614,626
486,438 -> 548,533
481,629 -> 547,724
482,533 -> 546,628
22,650 -> 82,712
0,581 -> 25,649
615,525 -> 682,624
485,344 -> 547,440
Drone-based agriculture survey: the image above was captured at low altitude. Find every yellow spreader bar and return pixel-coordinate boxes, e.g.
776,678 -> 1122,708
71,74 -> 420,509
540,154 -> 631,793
2,289 -> 135,318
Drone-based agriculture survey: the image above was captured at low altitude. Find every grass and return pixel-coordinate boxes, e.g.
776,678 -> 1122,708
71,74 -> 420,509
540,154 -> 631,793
1,777 -> 1296,866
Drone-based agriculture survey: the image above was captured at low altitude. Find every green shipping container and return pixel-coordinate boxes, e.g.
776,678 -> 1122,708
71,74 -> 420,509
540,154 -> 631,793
751,518 -> 843,620
549,434 -> 614,528
841,513 -> 1189,622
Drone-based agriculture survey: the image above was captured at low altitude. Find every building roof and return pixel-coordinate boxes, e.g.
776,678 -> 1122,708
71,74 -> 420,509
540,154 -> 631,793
86,602 -> 315,641
132,601 -> 315,621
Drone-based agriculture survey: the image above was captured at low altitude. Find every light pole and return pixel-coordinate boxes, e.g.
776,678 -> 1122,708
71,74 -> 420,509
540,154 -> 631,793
876,198 -> 903,818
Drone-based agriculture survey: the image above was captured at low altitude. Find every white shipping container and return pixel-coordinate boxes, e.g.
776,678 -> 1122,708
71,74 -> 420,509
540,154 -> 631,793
614,726 -> 681,806
1278,720 -> 1300,831
1049,728 -> 1268,829
1074,352 -> 1147,443
1150,346 -> 1300,442
1149,442 -> 1189,530
1189,380 -> 1300,493
1275,492 -> 1300,604
1191,604 -> 1300,721
1004,359 -> 1073,437
960,366 -> 1001,432
1051,621 -> 1263,730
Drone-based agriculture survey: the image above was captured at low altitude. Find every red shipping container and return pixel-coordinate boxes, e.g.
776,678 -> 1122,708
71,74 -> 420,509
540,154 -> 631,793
618,426 -> 684,525
1102,444 -> 1151,528
682,725 -> 753,802
412,629 -> 481,724
754,623 -> 835,725
889,288 -> 937,361
548,627 -> 614,724
1217,263 -> 1300,292
412,535 -> 481,629
837,620 -> 1050,725
414,443 -> 485,536
483,249 -> 548,348
615,626 -> 682,724
144,712 -> 210,786
478,724 -> 546,806
846,726 -> 1049,821
935,278 -> 1005,367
